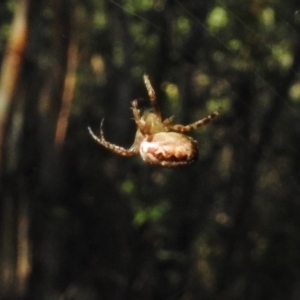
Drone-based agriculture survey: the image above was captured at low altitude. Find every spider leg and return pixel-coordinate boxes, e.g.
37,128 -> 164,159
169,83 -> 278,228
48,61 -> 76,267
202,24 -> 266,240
169,110 -> 220,133
143,74 -> 161,119
131,99 -> 152,135
88,121 -> 138,156
131,100 -> 141,124
163,115 -> 175,126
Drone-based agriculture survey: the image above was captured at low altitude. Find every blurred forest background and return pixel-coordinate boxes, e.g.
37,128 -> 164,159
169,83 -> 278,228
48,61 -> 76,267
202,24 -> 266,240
1,0 -> 300,299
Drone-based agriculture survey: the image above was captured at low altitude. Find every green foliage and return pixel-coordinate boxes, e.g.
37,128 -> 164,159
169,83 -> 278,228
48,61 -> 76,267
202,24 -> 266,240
133,201 -> 169,226
1,0 -> 300,299
207,6 -> 229,31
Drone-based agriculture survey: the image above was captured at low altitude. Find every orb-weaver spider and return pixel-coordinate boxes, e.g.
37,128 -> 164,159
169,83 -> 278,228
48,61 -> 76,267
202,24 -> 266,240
88,75 -> 219,167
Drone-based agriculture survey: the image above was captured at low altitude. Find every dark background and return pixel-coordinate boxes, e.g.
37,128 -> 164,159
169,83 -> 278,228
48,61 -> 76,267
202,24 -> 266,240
1,0 -> 300,299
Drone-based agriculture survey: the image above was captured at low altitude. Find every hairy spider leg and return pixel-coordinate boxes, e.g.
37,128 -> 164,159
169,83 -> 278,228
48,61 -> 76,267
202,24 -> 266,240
88,121 -> 138,156
131,100 -> 140,125
163,115 -> 175,126
131,100 -> 146,132
143,74 -> 161,119
169,110 -> 220,133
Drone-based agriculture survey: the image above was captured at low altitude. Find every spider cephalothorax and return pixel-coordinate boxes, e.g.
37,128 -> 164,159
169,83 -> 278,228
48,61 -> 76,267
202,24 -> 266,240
88,75 -> 219,167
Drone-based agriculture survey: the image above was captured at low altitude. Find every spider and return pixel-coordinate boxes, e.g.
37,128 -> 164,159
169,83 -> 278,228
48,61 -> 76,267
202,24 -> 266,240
88,75 -> 219,167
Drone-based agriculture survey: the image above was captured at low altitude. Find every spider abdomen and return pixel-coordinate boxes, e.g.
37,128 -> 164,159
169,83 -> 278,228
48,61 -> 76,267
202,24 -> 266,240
139,132 -> 198,167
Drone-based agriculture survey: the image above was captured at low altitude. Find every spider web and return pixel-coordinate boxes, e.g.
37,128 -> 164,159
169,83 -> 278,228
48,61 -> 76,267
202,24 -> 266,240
108,0 -> 300,140
108,0 -> 300,298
